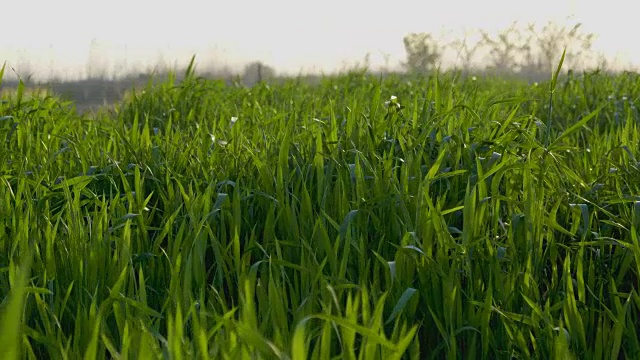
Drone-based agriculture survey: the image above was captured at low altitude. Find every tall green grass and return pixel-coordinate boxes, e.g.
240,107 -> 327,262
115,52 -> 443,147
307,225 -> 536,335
1,60 -> 640,359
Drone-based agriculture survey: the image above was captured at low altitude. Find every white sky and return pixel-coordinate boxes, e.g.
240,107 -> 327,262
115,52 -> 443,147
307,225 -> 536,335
1,0 -> 638,80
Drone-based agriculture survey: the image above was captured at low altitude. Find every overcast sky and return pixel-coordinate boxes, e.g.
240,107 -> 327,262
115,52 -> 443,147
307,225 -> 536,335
1,0 -> 638,80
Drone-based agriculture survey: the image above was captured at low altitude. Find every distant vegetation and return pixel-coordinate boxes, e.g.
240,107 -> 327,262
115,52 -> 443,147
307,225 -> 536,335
1,20 -> 629,114
402,20 -> 603,79
0,61 -> 276,113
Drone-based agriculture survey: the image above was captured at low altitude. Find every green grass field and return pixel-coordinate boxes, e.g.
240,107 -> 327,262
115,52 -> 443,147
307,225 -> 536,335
1,58 -> 640,359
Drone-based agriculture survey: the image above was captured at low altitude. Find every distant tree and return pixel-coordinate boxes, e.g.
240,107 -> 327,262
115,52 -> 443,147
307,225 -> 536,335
479,22 -> 530,73
352,53 -> 371,73
451,33 -> 482,72
402,32 -> 442,73
242,61 -> 276,85
523,21 -> 596,73
13,49 -> 35,82
479,20 -> 599,78
380,51 -> 392,73
86,38 -> 110,80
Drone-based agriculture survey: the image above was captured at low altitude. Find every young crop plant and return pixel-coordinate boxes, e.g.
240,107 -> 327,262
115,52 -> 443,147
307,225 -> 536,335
1,59 -> 640,359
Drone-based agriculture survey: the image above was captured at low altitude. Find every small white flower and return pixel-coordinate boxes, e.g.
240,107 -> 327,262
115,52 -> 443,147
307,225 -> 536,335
384,95 -> 400,109
209,134 -> 227,147
230,116 -> 238,127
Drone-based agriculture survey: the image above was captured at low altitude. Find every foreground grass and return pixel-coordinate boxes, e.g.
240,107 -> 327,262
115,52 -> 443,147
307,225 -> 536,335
1,62 -> 640,359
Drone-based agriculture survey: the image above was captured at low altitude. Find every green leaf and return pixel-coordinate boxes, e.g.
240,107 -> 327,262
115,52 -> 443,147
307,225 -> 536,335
385,288 -> 418,325
550,104 -> 605,149
291,317 -> 311,360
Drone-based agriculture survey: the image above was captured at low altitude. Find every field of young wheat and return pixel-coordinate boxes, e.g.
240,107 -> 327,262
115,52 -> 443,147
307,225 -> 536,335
1,58 -> 639,359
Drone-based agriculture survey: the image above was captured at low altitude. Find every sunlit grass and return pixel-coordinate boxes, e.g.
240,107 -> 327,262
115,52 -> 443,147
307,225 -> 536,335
1,59 -> 640,359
